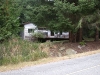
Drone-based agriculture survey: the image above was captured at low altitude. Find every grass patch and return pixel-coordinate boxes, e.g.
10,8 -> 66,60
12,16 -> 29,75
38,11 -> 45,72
0,37 -> 48,66
0,49 -> 100,72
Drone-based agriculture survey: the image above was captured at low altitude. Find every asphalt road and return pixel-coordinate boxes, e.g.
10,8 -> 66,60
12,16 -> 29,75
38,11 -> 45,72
0,53 -> 100,75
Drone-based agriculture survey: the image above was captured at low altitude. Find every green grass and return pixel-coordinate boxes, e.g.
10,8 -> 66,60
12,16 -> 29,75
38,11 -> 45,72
0,37 -> 48,66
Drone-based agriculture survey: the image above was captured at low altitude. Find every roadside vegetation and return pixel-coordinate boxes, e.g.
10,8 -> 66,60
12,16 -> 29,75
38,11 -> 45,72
0,37 -> 48,65
0,36 -> 100,66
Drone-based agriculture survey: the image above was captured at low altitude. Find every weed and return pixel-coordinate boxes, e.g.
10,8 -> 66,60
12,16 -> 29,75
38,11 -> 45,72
0,37 -> 48,66
32,32 -> 44,38
33,50 -> 48,61
79,40 -> 86,46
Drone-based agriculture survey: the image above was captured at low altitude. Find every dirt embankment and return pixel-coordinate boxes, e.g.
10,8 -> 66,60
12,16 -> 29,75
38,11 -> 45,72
0,41 -> 100,72
41,41 -> 100,57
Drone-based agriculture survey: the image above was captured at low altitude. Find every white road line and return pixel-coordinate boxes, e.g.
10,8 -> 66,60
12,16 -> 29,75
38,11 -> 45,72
66,64 -> 100,75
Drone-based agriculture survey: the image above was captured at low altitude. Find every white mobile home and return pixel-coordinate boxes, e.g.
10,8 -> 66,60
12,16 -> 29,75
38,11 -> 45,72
21,23 -> 69,41
37,27 -> 69,38
22,23 -> 37,40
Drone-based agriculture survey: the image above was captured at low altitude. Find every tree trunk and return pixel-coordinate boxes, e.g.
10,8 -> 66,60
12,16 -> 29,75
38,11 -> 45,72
69,31 -> 72,42
94,28 -> 99,41
69,31 -> 77,42
69,28 -> 83,42
73,33 -> 77,42
77,28 -> 83,42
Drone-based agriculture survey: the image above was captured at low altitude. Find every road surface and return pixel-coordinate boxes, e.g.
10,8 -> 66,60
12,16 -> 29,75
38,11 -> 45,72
0,53 -> 100,75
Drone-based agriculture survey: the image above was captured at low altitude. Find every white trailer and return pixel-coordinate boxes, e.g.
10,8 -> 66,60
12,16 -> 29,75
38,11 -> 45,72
21,23 -> 69,41
22,23 -> 37,40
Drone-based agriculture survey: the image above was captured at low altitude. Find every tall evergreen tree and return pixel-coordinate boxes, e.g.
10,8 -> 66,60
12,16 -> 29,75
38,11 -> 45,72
0,0 -> 21,41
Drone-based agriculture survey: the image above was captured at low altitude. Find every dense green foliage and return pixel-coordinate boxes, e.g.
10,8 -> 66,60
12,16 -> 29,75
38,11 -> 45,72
31,0 -> 100,32
0,0 -> 100,41
0,0 -> 22,41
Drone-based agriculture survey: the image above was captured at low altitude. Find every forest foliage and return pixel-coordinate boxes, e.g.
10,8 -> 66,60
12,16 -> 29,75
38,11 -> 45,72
0,0 -> 100,42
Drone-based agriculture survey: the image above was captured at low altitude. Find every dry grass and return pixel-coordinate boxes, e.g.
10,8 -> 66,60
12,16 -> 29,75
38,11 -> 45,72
0,49 -> 100,72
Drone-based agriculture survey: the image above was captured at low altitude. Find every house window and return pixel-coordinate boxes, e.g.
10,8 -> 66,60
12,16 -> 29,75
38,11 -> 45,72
51,31 -> 54,36
28,29 -> 34,33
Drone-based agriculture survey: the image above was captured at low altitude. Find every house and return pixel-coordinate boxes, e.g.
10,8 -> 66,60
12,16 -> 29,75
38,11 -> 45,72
20,23 -> 69,41
37,27 -> 69,38
20,23 -> 37,40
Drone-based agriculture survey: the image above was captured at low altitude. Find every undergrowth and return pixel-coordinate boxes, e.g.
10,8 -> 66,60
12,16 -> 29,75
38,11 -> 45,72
0,37 -> 48,66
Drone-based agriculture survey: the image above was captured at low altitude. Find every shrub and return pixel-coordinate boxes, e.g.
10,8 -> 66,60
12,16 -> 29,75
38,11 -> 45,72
32,32 -> 44,38
79,40 -> 86,46
0,37 -> 48,65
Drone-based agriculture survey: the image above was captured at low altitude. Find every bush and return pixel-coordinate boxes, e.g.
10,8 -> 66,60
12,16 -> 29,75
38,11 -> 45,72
79,40 -> 86,46
0,37 -> 48,66
32,32 -> 44,38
